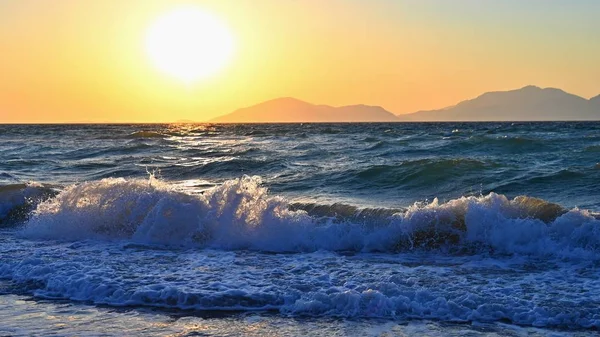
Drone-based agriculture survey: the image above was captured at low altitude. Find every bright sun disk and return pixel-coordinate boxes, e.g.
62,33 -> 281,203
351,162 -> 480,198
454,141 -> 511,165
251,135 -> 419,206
146,6 -> 234,83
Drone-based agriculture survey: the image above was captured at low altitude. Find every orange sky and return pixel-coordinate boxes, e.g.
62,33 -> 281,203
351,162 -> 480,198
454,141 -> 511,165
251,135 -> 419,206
1,0 -> 599,123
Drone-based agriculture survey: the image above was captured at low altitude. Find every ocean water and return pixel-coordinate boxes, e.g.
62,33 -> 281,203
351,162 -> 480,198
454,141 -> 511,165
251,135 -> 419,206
1,122 -> 599,336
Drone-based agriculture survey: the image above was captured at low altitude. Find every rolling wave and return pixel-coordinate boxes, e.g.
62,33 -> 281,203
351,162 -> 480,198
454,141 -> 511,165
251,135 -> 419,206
353,158 -> 498,188
0,183 -> 56,225
438,134 -> 558,153
5,176 -> 598,257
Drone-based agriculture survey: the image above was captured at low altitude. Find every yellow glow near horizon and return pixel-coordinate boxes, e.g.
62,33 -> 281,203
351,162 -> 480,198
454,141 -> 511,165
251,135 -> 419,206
1,1 -> 599,123
145,6 -> 234,83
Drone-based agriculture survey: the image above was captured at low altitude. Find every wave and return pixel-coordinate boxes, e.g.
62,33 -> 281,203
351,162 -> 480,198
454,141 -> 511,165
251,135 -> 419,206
449,135 -> 554,153
13,176 -> 600,258
584,145 -> 600,152
0,183 -> 57,225
170,158 -> 282,178
2,266 -> 599,330
354,158 -> 497,187
126,131 -> 167,139
289,202 -> 403,225
365,140 -> 389,151
362,136 -> 381,143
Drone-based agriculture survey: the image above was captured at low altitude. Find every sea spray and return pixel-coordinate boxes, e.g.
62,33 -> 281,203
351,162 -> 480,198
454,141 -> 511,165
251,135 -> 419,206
13,176 -> 600,257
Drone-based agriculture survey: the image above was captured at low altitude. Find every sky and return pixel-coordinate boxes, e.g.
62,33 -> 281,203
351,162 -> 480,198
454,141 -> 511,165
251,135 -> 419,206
1,0 -> 599,123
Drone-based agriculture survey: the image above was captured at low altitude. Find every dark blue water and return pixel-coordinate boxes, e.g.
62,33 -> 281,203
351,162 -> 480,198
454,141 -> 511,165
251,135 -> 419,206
1,122 -> 600,336
1,122 -> 599,210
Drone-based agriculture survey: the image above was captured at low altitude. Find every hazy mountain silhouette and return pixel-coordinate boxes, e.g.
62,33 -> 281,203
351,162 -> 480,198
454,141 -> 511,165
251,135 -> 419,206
399,86 -> 600,121
209,87 -> 600,123
210,97 -> 399,123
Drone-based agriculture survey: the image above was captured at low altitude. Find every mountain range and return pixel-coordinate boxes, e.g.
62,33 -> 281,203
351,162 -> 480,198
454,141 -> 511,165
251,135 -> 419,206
400,85 -> 600,121
209,86 -> 600,122
210,97 -> 398,123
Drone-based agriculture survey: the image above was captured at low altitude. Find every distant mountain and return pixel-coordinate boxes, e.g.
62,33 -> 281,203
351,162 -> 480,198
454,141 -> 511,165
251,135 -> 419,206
210,97 -> 399,123
399,86 -> 600,121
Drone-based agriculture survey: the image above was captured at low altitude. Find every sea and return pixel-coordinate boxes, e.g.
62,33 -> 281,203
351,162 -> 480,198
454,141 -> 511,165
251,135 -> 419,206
1,122 -> 599,336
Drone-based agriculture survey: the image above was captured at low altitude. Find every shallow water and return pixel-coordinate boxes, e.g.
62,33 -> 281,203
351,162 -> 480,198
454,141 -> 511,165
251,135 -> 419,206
1,122 -> 600,335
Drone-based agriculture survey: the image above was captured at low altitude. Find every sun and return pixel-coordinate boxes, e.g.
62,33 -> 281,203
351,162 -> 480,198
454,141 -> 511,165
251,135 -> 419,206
146,6 -> 234,83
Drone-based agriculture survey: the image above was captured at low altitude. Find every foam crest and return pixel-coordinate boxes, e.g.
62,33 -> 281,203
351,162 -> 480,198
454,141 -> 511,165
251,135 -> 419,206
21,176 -> 600,257
23,176 -> 313,250
24,177 -> 203,241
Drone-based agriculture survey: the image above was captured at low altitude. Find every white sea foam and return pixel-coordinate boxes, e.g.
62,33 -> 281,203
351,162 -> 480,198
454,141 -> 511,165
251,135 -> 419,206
17,176 -> 600,258
1,243 -> 598,329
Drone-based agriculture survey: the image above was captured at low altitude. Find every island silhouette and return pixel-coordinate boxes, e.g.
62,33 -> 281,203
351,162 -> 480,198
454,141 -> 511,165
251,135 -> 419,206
210,97 -> 398,123
210,86 -> 600,122
400,85 -> 600,121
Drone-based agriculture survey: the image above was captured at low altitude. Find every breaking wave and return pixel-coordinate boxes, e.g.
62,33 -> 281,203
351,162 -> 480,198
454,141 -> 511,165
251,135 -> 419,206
0,183 -> 56,225
6,176 -> 598,258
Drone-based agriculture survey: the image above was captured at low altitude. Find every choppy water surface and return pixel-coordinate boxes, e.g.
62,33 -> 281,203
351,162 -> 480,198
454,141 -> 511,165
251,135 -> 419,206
1,122 -> 600,336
